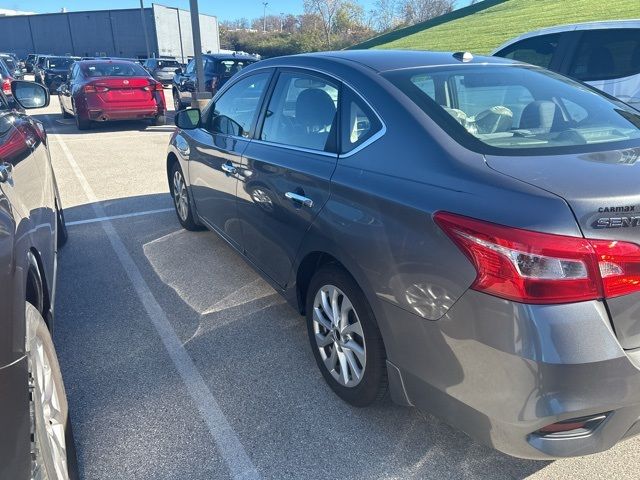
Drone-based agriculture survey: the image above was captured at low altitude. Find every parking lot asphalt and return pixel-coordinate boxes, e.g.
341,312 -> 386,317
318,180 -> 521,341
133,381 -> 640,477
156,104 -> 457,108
34,89 -> 640,480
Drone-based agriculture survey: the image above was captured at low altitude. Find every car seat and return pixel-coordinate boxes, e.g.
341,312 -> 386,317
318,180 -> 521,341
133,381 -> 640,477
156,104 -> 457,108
293,89 -> 336,150
519,100 -> 561,132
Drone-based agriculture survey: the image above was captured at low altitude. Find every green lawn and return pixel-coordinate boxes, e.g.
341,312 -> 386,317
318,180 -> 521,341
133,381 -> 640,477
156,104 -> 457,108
354,0 -> 640,54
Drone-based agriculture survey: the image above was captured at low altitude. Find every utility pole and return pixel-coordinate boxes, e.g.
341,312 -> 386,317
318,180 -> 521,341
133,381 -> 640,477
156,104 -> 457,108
139,0 -> 151,59
262,2 -> 268,33
189,0 -> 210,108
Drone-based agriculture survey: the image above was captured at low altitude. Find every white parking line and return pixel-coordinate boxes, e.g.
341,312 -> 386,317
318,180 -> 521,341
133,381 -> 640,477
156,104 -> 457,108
49,125 -> 261,480
66,208 -> 174,226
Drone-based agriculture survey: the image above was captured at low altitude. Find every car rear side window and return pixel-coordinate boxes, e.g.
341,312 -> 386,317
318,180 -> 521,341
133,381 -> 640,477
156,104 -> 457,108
569,29 -> 640,81
340,88 -> 382,154
207,72 -> 270,137
495,33 -> 561,69
260,71 -> 339,152
384,65 -> 640,155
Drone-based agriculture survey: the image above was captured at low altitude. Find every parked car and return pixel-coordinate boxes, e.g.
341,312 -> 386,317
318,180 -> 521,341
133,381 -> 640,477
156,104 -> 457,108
172,53 -> 258,110
168,50 -> 640,459
143,57 -> 181,86
493,20 -> 640,108
0,79 -> 75,479
0,59 -> 16,98
25,53 -> 37,73
34,56 -> 79,92
58,59 -> 166,130
0,54 -> 25,80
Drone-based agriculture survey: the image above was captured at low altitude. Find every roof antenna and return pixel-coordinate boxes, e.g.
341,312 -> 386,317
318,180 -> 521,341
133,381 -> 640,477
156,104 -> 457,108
453,52 -> 474,62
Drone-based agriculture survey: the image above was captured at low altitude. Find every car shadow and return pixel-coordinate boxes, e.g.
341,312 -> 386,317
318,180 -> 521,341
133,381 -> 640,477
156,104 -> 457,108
54,193 -> 551,479
30,111 -> 177,135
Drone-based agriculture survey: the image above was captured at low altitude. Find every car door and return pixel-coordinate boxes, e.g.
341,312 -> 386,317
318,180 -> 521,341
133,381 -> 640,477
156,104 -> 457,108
188,70 -> 273,248
237,69 -> 340,287
178,59 -> 196,105
59,63 -> 77,113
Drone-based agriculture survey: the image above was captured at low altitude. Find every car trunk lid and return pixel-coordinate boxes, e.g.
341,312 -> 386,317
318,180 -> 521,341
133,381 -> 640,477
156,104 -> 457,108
89,77 -> 155,103
486,146 -> 640,349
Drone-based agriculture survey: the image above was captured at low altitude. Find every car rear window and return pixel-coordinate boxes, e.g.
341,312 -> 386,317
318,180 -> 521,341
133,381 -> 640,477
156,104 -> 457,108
156,60 -> 180,69
206,59 -> 255,76
47,57 -> 75,69
383,64 -> 640,156
82,62 -> 149,78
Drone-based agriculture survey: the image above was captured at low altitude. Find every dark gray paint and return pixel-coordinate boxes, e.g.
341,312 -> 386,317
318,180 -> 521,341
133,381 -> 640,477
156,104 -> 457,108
0,92 -> 61,478
167,50 -> 640,459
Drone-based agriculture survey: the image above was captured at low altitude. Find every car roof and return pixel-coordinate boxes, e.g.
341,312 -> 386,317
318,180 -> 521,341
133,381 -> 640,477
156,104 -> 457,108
256,50 -> 517,73
203,53 -> 258,61
492,19 -> 640,54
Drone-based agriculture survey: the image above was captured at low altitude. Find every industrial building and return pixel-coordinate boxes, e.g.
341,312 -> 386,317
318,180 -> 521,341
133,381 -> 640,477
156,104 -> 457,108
0,3 -> 220,63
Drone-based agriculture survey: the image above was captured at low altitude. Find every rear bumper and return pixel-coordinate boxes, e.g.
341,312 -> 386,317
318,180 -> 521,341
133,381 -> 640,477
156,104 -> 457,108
81,94 -> 164,122
87,107 -> 160,122
378,289 -> 640,459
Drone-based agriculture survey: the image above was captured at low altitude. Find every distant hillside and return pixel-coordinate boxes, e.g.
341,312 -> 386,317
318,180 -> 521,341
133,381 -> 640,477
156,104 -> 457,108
351,0 -> 640,54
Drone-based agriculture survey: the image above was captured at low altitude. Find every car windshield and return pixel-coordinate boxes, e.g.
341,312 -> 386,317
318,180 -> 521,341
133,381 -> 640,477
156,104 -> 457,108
47,57 -> 74,69
82,61 -> 149,77
156,60 -> 180,69
383,64 -> 640,155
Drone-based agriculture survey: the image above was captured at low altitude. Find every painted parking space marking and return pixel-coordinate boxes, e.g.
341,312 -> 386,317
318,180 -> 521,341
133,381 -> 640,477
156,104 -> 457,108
66,208 -> 174,226
48,118 -> 261,480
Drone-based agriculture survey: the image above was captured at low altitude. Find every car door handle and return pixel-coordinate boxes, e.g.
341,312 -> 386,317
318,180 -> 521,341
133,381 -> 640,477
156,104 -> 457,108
285,191 -> 314,208
0,163 -> 13,183
221,163 -> 237,175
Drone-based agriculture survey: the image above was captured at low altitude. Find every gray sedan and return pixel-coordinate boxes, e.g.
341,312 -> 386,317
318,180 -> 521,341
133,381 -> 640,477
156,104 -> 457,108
167,50 -> 640,460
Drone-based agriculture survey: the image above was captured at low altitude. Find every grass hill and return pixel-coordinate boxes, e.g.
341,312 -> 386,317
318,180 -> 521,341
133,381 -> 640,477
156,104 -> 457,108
352,0 -> 640,54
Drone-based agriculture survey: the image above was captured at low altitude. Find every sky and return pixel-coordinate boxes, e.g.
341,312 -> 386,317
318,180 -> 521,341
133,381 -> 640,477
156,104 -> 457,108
2,0 -> 467,21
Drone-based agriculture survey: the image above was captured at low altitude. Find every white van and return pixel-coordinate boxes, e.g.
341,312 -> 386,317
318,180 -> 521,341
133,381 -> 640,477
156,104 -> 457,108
493,20 -> 640,108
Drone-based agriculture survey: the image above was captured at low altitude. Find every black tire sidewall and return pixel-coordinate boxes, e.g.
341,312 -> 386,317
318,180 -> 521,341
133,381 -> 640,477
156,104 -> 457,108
170,162 -> 201,231
305,265 -> 388,407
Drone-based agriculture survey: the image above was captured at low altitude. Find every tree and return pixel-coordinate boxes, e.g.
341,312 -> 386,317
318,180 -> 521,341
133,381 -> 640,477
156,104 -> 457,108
399,0 -> 454,25
304,0 -> 343,48
371,0 -> 400,32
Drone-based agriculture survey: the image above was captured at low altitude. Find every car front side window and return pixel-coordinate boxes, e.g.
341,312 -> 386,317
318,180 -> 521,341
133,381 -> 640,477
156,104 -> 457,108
260,71 -> 339,152
496,33 -> 561,69
206,72 -> 270,137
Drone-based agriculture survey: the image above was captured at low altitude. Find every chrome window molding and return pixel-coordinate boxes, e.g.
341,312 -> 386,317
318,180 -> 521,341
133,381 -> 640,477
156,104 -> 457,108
250,139 -> 338,158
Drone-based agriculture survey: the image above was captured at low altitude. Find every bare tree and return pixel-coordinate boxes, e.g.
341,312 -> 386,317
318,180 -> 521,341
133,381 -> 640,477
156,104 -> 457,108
371,0 -> 400,32
304,0 -> 344,48
399,0 -> 454,25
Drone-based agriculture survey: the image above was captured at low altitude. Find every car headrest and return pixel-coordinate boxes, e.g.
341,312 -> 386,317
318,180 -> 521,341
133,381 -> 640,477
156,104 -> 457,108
519,100 -> 558,131
295,89 -> 336,130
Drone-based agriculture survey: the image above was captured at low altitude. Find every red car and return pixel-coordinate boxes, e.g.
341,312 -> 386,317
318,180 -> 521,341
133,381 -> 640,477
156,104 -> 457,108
58,60 -> 166,130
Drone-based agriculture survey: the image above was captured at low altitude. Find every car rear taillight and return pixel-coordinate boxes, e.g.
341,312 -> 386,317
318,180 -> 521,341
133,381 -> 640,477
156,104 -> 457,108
2,78 -> 12,95
84,85 -> 108,94
144,82 -> 164,92
210,76 -> 219,92
434,212 -> 640,304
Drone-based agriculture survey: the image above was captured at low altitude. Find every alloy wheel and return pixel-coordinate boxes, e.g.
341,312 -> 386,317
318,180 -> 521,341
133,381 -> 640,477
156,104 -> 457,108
29,328 -> 69,480
312,285 -> 367,387
173,170 -> 189,222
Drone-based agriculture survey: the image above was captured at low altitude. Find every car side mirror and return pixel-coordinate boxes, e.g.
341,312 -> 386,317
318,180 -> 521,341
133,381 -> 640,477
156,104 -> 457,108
174,68 -> 183,75
175,108 -> 201,130
11,80 -> 49,109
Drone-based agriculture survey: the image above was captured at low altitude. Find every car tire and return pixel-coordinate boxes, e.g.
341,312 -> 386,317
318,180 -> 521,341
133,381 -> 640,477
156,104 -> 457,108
56,201 -> 68,248
75,113 -> 91,131
26,302 -> 78,480
60,100 -> 72,119
173,90 -> 182,111
152,114 -> 166,126
170,161 -> 203,231
305,264 -> 388,407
